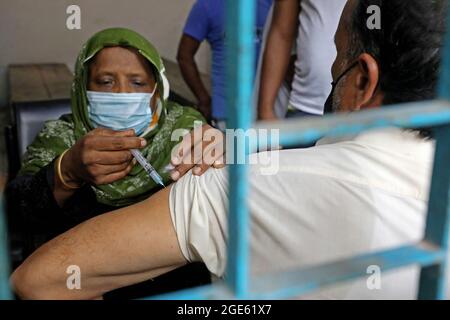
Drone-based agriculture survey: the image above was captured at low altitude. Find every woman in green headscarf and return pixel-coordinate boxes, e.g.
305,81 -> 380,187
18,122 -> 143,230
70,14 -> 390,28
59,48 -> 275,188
6,28 -> 221,252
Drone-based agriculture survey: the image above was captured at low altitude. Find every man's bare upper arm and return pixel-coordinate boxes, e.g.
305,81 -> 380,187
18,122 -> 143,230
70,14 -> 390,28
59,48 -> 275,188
11,185 -> 187,299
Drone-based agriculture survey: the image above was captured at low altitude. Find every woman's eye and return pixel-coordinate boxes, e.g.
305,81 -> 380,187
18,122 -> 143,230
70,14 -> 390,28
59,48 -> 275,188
133,81 -> 146,86
97,79 -> 113,86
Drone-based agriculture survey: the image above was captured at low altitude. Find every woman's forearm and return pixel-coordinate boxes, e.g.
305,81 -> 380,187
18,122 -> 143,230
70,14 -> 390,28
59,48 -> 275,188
52,159 -> 78,207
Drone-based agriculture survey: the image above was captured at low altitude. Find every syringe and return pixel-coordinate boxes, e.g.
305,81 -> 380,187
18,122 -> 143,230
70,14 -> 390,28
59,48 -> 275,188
130,149 -> 165,188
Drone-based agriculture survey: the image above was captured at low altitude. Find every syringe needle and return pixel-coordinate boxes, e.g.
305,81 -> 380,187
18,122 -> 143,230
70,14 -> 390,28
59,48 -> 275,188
130,149 -> 166,188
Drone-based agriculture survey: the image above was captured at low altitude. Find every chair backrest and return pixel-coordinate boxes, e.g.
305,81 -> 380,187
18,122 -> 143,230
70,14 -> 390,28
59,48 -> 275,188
14,99 -> 72,160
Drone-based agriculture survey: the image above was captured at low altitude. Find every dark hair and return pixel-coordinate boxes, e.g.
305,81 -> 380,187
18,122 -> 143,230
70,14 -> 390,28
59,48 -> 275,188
348,0 -> 447,106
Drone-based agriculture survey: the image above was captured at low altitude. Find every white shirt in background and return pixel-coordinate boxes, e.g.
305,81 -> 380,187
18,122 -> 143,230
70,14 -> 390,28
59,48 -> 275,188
289,0 -> 347,115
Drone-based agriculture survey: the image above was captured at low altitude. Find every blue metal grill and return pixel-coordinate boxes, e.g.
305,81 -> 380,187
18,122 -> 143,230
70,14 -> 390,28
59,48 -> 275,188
148,0 -> 450,300
0,197 -> 12,299
1,0 -> 450,300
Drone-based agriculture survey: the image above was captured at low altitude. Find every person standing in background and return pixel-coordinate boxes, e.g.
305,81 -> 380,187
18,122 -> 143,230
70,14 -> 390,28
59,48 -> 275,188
257,0 -> 347,120
253,3 -> 295,120
178,0 -> 273,130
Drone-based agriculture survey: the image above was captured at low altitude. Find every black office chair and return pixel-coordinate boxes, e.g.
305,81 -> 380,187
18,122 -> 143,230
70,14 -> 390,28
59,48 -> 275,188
5,99 -> 72,180
4,99 -> 71,267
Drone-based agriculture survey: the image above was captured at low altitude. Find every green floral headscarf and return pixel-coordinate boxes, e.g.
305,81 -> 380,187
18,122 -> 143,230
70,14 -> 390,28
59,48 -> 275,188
20,28 -> 205,206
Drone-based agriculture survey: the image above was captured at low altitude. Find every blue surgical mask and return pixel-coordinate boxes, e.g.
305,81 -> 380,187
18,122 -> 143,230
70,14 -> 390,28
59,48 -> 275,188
87,85 -> 157,136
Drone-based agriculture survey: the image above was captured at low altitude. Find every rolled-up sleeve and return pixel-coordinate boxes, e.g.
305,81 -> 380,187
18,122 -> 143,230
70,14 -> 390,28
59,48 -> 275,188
169,167 -> 229,277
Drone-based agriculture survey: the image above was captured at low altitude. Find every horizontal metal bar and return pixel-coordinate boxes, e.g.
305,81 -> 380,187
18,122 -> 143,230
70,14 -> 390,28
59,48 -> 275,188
146,283 -> 234,300
249,242 -> 445,300
146,242 -> 445,300
255,100 -> 450,147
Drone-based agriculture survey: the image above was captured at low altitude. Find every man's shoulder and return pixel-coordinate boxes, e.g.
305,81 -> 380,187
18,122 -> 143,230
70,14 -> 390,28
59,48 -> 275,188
247,130 -> 433,201
247,145 -> 348,179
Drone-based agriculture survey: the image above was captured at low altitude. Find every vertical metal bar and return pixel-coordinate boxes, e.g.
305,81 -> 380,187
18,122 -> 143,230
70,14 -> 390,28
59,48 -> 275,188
418,125 -> 450,300
438,0 -> 450,100
0,197 -> 12,299
225,0 -> 255,297
419,3 -> 450,299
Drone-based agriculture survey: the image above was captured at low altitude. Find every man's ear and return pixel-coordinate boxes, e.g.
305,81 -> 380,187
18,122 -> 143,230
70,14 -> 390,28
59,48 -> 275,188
353,53 -> 380,110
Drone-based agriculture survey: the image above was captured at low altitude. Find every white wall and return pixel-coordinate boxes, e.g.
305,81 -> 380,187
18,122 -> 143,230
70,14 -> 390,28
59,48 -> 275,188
0,0 -> 211,106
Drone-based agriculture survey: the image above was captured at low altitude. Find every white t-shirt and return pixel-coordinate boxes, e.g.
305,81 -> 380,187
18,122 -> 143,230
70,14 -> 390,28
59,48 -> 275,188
169,128 -> 450,299
289,0 -> 347,115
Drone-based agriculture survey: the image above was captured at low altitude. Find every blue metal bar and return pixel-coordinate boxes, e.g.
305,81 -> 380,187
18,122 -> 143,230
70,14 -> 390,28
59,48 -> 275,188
0,197 -> 12,300
152,242 -> 445,300
149,283 -> 234,301
418,125 -> 450,299
148,0 -> 450,301
250,243 -> 445,300
255,100 -> 450,148
155,7 -> 450,299
225,0 -> 255,298
1,0 -> 450,302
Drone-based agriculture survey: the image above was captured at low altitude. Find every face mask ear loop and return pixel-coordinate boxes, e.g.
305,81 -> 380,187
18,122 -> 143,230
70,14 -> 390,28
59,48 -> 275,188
324,61 -> 359,114
149,83 -> 158,109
